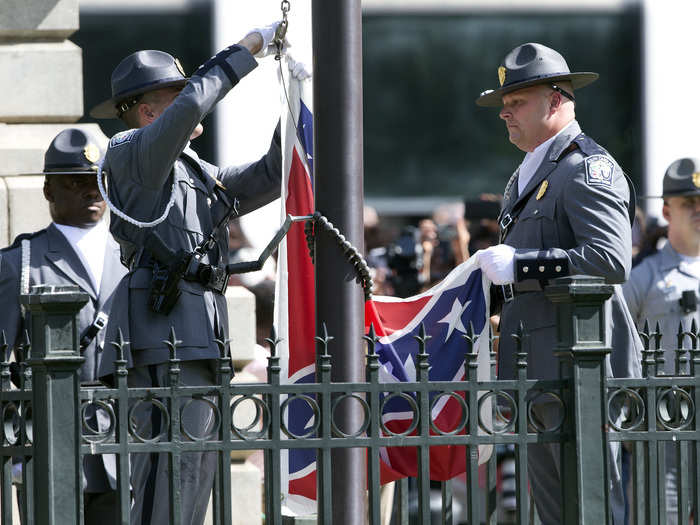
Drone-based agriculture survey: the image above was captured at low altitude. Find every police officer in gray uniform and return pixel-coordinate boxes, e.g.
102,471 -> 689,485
474,43 -> 643,524
623,157 -> 700,523
90,23 -> 292,525
0,128 -> 126,524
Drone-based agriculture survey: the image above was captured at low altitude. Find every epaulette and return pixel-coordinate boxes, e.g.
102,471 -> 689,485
572,133 -> 612,159
6,231 -> 41,250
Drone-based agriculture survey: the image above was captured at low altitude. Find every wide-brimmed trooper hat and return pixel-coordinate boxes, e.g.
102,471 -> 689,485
90,50 -> 188,119
43,129 -> 103,175
660,158 -> 700,198
476,43 -> 599,107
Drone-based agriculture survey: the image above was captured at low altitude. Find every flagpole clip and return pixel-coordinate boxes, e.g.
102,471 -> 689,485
274,0 -> 290,61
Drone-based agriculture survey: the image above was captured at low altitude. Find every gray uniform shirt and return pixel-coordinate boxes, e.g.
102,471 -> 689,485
100,45 -> 281,376
623,243 -> 700,374
497,120 -> 643,381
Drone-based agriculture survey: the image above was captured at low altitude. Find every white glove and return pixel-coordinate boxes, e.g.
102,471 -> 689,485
474,244 -> 516,285
286,55 -> 312,81
247,21 -> 289,58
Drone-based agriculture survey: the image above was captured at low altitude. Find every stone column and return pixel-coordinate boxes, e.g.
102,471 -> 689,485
0,0 -> 106,246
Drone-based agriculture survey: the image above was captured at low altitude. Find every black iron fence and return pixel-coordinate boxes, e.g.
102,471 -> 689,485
1,277 -> 699,524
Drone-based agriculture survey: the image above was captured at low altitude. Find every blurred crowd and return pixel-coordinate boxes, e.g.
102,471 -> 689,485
365,196 -> 501,298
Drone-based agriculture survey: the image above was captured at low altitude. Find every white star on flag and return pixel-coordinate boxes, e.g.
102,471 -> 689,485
437,298 -> 472,341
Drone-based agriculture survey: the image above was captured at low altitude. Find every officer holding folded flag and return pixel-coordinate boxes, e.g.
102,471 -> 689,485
0,128 -> 126,523
90,20 -> 310,525
473,43 -> 643,524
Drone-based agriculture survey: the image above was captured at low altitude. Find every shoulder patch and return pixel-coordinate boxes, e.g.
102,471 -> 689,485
109,129 -> 137,148
584,155 -> 614,187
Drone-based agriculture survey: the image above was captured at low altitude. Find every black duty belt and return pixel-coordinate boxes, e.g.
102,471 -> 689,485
185,261 -> 228,295
494,281 -> 544,304
134,252 -> 228,295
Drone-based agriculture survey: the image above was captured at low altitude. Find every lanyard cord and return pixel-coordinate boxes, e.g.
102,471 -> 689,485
97,157 -> 178,229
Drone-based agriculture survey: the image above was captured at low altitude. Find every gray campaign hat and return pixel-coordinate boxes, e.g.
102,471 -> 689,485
90,50 -> 188,119
662,157 -> 700,197
476,43 -> 599,107
43,129 -> 103,175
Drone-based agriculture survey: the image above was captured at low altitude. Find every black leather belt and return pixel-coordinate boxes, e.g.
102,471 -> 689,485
494,281 -> 545,303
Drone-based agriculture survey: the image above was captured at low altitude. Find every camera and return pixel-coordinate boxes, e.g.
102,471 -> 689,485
463,199 -> 501,220
386,226 -> 424,298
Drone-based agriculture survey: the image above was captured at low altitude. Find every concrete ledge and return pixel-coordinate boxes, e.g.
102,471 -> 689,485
226,286 -> 256,367
0,41 -> 83,122
0,0 -> 78,40
4,176 -> 51,245
205,461 -> 262,525
0,123 -> 107,177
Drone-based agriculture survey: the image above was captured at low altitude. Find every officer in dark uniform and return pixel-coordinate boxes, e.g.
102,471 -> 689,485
474,43 -> 642,524
89,23 -> 292,524
623,158 -> 700,524
0,128 -> 126,524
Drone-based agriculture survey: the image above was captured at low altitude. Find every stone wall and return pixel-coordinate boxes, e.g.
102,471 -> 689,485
0,0 -> 105,246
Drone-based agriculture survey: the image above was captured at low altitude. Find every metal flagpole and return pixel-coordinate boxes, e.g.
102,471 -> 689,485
311,0 -> 367,523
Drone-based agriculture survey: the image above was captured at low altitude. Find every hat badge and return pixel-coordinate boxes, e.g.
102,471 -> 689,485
498,66 -> 506,87
84,143 -> 100,164
175,58 -> 186,77
693,172 -> 700,188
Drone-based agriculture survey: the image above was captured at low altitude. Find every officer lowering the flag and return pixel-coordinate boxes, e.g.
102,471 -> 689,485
90,21 -> 308,525
472,43 -> 643,524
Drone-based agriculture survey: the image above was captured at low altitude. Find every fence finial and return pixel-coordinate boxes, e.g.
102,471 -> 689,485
315,322 -> 334,357
163,325 -> 182,362
363,323 -> 378,356
111,327 -> 130,364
